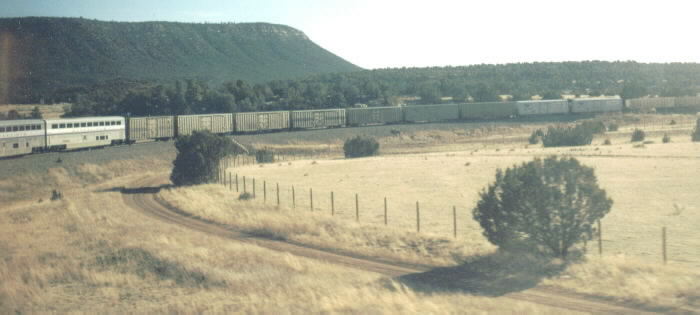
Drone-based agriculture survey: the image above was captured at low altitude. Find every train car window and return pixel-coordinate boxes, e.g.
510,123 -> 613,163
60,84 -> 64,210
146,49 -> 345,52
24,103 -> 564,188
81,123 -> 87,127
37,124 -> 42,130
96,136 -> 99,140
52,124 -> 58,129
67,123 -> 73,128
13,143 -> 18,148
19,126 -> 25,131
99,122 -> 105,126
0,127 -> 4,132
30,125 -> 35,130
87,122 -> 93,127
26,142 -> 29,147
13,126 -> 19,131
59,124 -> 66,128
117,121 -> 122,125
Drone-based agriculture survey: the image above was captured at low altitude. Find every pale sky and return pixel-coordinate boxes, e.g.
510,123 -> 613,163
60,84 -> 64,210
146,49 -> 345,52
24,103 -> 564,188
3,0 -> 699,69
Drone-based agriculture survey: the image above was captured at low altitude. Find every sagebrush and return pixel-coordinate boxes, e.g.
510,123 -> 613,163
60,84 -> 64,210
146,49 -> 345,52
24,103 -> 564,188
344,136 -> 380,158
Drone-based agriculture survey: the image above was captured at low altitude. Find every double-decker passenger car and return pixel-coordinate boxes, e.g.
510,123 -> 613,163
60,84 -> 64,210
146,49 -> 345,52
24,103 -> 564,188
44,116 -> 126,150
0,119 -> 46,158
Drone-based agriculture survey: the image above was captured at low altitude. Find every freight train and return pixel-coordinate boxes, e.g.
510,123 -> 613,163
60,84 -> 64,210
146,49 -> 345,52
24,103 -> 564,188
0,97 -> 626,158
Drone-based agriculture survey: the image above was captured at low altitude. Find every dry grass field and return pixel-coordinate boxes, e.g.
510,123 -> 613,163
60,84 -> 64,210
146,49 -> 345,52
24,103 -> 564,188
2,113 -> 699,312
0,103 -> 69,119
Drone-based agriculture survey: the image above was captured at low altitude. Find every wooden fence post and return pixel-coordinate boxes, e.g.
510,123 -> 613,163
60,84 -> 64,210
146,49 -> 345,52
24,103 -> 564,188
384,197 -> 388,226
229,173 -> 232,191
597,220 -> 602,257
355,193 -> 359,222
235,174 -> 239,192
453,206 -> 457,238
330,191 -> 334,216
263,181 -> 267,203
310,188 -> 313,211
416,201 -> 420,233
252,178 -> 256,198
292,186 -> 296,209
662,227 -> 667,264
276,183 -> 280,206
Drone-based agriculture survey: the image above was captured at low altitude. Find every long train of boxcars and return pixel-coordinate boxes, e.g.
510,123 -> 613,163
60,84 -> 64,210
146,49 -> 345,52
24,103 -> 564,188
0,98 -> 627,158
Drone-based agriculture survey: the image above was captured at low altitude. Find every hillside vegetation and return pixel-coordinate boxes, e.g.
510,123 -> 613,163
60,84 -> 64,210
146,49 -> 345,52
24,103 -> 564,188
0,17 -> 360,103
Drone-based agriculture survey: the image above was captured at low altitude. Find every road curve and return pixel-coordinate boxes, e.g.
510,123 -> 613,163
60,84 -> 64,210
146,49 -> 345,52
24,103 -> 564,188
121,175 -> 671,314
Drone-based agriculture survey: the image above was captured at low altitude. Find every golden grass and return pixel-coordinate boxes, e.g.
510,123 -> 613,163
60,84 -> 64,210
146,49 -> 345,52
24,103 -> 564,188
1,168 -> 564,313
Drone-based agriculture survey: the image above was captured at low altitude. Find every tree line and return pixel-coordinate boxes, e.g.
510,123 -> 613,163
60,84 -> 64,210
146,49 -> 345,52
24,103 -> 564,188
58,61 -> 700,117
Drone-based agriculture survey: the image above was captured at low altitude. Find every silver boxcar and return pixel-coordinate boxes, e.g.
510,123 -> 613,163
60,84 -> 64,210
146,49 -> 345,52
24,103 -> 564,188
403,104 -> 459,122
177,113 -> 233,136
290,109 -> 346,129
234,111 -> 290,132
625,97 -> 675,111
516,100 -> 570,116
127,116 -> 175,142
346,107 -> 403,126
0,119 -> 46,158
570,98 -> 623,113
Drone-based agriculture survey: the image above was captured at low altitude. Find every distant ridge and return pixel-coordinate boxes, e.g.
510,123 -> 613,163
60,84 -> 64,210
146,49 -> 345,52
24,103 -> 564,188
0,17 -> 361,103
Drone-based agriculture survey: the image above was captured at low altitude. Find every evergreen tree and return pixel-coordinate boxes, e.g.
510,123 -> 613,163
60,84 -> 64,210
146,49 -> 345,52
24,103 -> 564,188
170,131 -> 246,186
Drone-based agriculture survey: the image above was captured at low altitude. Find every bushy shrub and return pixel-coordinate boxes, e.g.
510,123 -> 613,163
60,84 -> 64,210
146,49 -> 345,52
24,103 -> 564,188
171,131 -> 244,186
473,156 -> 612,258
255,149 -> 274,163
631,129 -> 645,142
238,192 -> 253,200
662,134 -> 671,143
542,124 -> 594,147
580,120 -> 607,134
603,138 -> 612,145
343,136 -> 379,158
528,129 -> 544,144
607,123 -> 619,132
692,119 -> 700,142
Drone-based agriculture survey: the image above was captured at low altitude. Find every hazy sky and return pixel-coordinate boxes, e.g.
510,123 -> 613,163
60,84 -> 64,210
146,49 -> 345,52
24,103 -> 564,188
3,0 -> 699,69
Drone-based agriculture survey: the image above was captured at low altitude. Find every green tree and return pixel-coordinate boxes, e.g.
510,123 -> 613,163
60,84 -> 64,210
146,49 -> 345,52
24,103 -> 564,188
30,106 -> 43,119
620,81 -> 647,99
472,84 -> 499,102
473,156 -> 612,258
170,131 -> 246,186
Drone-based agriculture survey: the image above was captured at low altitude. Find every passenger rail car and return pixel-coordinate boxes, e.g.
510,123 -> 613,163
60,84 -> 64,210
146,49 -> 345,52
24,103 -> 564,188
0,119 -> 46,158
45,116 -> 125,151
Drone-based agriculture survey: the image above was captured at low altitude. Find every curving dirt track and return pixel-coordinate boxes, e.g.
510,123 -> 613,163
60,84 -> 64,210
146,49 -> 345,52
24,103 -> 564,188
121,175 -> 675,314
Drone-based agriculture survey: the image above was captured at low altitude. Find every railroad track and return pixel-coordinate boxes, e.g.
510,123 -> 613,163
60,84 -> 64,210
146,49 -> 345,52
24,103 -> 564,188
121,175 -> 681,314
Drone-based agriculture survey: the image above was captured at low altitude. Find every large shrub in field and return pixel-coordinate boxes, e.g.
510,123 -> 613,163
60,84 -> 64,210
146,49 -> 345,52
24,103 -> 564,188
171,131 -> 245,186
473,156 -> 613,258
343,136 -> 379,158
693,119 -> 700,142
631,129 -> 646,142
541,124 -> 595,147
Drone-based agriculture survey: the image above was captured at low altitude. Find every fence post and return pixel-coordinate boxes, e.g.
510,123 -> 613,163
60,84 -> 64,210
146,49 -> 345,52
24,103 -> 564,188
310,188 -> 313,211
331,191 -> 334,216
292,186 -> 296,209
355,193 -> 359,222
416,201 -> 420,233
662,227 -> 667,265
263,181 -> 267,203
243,176 -> 247,193
235,174 -> 239,192
597,220 -> 602,257
384,197 -> 388,226
229,173 -> 232,191
253,178 -> 256,198
276,183 -> 280,206
453,206 -> 457,238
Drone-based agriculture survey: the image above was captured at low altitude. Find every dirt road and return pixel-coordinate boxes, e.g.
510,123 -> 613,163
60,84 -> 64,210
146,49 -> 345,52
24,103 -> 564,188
121,175 -> 673,314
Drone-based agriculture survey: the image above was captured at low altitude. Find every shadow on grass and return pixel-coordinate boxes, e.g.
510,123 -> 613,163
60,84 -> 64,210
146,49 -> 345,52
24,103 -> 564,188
399,250 -> 568,297
95,184 -> 174,194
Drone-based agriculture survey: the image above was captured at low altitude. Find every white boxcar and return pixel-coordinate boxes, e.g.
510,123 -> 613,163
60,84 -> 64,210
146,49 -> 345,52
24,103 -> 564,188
0,119 -> 45,158
625,97 -> 675,111
126,116 -> 175,142
45,116 -> 126,150
346,107 -> 403,126
403,104 -> 459,122
516,100 -> 570,116
570,98 -> 623,113
234,111 -> 290,132
674,96 -> 700,108
177,113 -> 233,136
290,109 -> 345,129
